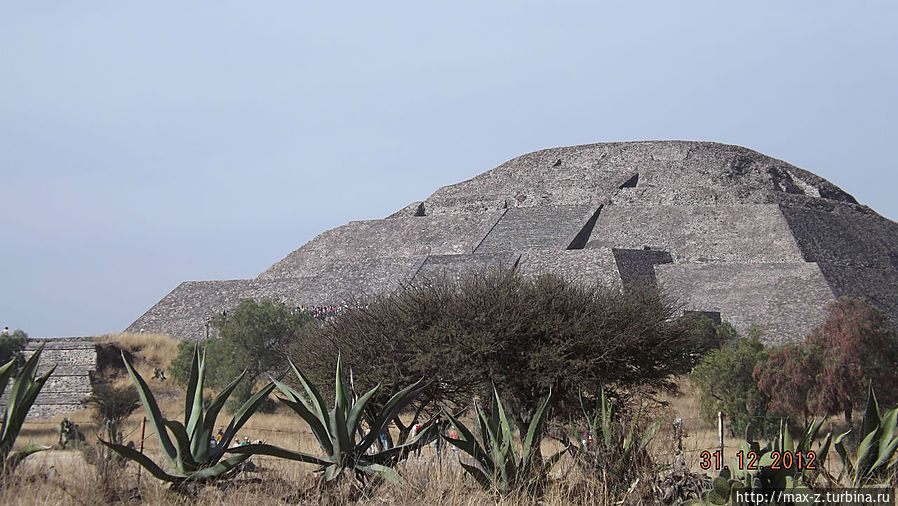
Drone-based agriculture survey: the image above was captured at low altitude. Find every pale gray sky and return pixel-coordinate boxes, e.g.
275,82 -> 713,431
2,2 -> 896,337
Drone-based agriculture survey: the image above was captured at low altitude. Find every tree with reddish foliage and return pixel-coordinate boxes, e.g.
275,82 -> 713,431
753,344 -> 817,424
804,298 -> 897,423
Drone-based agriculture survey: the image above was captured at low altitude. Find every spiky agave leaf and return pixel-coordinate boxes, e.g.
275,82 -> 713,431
521,390 -> 552,466
105,345 -> 274,484
229,443 -> 331,466
99,439 -> 185,482
199,367 -> 248,462
184,345 -> 205,455
1,346 -> 55,464
272,377 -> 333,454
870,407 -> 898,473
246,358 -> 429,485
0,360 -> 14,404
356,377 -> 425,453
445,410 -> 493,472
119,350 -> 180,471
367,422 -> 439,466
216,380 -> 275,457
4,444 -> 50,474
445,389 -> 558,493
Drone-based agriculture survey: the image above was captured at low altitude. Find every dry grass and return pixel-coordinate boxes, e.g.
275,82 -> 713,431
2,339 -> 867,505
93,332 -> 180,370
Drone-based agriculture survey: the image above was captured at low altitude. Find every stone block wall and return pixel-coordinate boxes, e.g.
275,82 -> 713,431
258,212 -> 504,280
516,248 -> 621,288
612,248 -> 674,288
781,204 -> 898,269
586,205 -> 805,264
474,205 -> 596,253
126,280 -> 255,340
1,338 -> 97,419
657,263 -> 836,345
412,253 -> 520,282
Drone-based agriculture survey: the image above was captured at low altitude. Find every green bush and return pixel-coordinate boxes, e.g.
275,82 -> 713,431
0,330 -> 27,369
753,298 -> 898,427
690,332 -> 780,438
169,299 -> 312,412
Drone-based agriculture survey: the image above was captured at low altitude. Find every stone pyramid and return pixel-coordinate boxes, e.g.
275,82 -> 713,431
127,141 -> 898,345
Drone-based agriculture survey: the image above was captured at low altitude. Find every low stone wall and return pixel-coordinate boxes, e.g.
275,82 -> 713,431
1,338 -> 97,419
516,247 -> 622,288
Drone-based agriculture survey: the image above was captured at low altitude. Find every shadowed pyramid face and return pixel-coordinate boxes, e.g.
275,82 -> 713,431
129,141 -> 898,344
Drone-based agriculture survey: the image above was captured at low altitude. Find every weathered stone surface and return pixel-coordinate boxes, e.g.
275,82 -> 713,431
128,141 -> 898,345
612,248 -> 674,288
812,265 -> 898,326
474,205 -> 595,253
780,205 -> 898,269
413,253 -> 520,282
656,263 -> 836,346
516,248 -> 621,288
587,205 -> 805,264
1,338 -> 97,419
259,213 -> 503,280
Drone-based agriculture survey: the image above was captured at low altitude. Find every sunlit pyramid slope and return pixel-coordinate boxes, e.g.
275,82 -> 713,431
128,141 -> 898,345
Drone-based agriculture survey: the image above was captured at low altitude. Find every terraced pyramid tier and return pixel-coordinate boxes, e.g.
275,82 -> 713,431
128,141 -> 898,345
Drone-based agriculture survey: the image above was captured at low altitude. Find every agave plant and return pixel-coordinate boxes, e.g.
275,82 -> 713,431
99,346 -> 275,486
566,388 -> 662,498
0,345 -> 55,476
833,384 -> 898,488
443,387 -> 565,494
230,356 -> 437,485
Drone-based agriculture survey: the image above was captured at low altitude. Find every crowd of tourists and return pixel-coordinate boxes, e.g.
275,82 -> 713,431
294,304 -> 368,320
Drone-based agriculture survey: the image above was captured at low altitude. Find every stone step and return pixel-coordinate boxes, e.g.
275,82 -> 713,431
25,339 -> 96,351
2,391 -> 92,405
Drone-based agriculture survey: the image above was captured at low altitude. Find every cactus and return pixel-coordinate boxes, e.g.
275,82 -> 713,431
99,345 -> 275,487
230,355 -> 437,485
0,345 -> 55,476
442,387 -> 565,494
688,419 -> 829,506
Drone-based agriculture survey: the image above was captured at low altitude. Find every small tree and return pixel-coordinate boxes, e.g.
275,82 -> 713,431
83,383 -> 141,441
805,298 -> 897,423
293,270 -> 700,444
170,299 -> 312,411
688,316 -> 739,357
0,330 -> 27,368
691,332 -> 779,437
753,344 -> 816,425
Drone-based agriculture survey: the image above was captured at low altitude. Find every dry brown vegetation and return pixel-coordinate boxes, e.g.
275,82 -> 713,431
93,332 -> 179,371
2,337 -> 853,505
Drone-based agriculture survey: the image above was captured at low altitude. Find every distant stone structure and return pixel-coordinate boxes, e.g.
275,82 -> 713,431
127,141 -> 898,345
1,338 -> 97,419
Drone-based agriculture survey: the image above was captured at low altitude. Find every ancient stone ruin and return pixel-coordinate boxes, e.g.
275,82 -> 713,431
127,141 -> 898,346
1,338 -> 97,419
